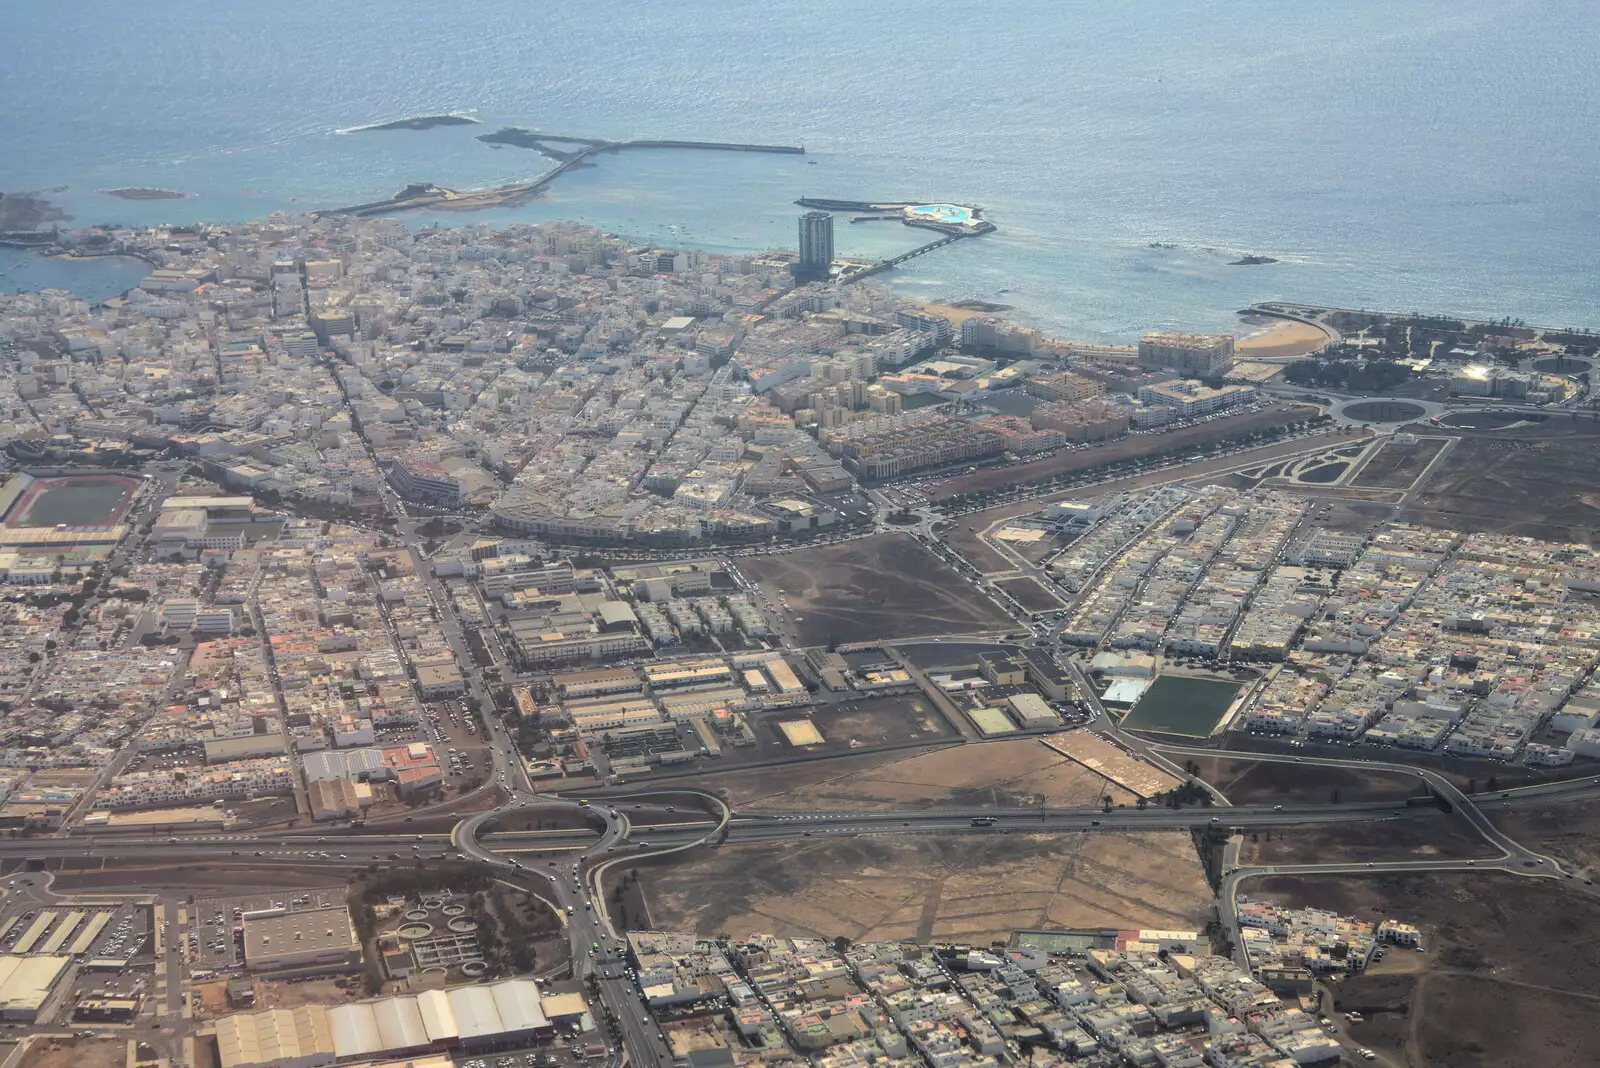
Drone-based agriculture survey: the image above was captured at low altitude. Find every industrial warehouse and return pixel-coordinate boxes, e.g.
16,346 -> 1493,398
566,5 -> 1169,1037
212,979 -> 560,1068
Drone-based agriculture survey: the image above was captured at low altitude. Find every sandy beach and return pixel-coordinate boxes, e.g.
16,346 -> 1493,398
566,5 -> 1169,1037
1235,317 -> 1332,358
914,300 -> 999,327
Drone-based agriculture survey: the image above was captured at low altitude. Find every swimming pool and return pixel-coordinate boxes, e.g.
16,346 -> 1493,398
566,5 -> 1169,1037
905,203 -> 976,225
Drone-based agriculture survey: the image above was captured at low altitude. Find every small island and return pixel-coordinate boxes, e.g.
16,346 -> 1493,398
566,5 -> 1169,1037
104,187 -> 189,200
355,114 -> 481,132
1229,254 -> 1279,265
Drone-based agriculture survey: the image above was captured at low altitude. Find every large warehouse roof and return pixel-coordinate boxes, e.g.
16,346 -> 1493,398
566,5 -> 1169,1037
214,1005 -> 334,1068
326,980 -> 548,1059
0,955 -> 68,1018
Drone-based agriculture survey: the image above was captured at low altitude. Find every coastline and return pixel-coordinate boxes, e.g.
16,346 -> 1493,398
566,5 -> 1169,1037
1233,317 -> 1332,359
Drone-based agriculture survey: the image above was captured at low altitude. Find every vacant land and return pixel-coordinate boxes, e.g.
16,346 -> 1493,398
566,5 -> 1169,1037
1239,815 -> 1496,864
932,406 -> 1316,501
1491,794 -> 1600,876
1349,436 -> 1448,489
643,829 -> 1211,943
734,739 -> 1141,812
1186,754 -> 1422,804
741,534 -> 1012,646
771,694 -> 957,752
1405,426 -> 1600,543
997,576 -> 1066,612
1249,871 -> 1600,1068
1047,734 -> 1182,798
684,747 -> 953,809
21,1039 -> 125,1068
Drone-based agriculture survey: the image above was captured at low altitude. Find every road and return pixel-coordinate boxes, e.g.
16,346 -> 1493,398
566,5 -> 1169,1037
15,751 -> 1600,1068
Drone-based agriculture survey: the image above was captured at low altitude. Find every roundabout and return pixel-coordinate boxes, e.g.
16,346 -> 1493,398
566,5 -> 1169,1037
1336,399 -> 1432,424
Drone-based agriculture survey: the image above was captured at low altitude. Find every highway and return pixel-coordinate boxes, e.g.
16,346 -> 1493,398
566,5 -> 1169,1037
10,785 -> 1600,863
14,752 -> 1600,1068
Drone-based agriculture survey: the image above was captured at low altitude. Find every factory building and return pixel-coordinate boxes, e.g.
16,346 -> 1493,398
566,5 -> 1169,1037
242,907 -> 362,975
0,955 -> 70,1021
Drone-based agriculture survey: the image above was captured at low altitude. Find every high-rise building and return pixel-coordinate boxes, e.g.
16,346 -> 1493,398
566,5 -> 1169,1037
795,211 -> 834,280
1137,332 -> 1235,377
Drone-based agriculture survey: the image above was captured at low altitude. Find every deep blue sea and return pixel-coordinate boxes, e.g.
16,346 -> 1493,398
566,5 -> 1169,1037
3,0 -> 1596,340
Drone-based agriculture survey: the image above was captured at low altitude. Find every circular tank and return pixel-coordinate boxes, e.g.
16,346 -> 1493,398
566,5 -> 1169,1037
404,908 -> 430,921
397,922 -> 434,939
447,917 -> 479,934
460,960 -> 489,977
441,903 -> 467,917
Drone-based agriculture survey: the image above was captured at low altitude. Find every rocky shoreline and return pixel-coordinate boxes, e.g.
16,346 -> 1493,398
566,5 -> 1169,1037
354,114 -> 480,132
0,189 -> 72,231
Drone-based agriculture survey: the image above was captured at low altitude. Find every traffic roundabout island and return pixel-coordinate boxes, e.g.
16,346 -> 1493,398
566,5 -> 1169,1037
1532,356 -> 1593,374
1339,400 -> 1428,423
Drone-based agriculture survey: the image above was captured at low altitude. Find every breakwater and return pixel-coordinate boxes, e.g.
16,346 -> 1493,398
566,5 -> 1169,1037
317,131 -> 803,218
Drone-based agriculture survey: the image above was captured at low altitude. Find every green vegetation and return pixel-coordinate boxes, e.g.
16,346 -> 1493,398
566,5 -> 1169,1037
1283,357 -> 1414,393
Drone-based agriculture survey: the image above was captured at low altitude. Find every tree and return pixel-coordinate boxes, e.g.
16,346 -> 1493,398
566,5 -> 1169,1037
1486,776 -> 1498,793
1330,788 -> 1342,804
832,935 -> 853,955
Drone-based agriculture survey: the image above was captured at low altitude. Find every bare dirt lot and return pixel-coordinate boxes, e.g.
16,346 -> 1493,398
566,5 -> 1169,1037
1187,754 -> 1422,804
642,829 -> 1211,943
1239,815 -> 1498,864
997,576 -> 1066,612
21,1039 -> 126,1068
931,406 -> 1317,501
1248,871 -> 1600,1068
1349,436 -> 1448,489
728,739 -> 1142,812
1491,794 -> 1600,876
741,533 -> 1013,645
1404,425 -> 1600,543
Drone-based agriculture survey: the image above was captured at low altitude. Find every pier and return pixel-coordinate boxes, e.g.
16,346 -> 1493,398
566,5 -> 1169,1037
798,197 -> 997,282
317,130 -> 804,218
843,230 -> 984,282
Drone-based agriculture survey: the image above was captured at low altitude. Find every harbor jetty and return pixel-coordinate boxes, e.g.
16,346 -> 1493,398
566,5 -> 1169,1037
797,197 -> 997,282
317,130 -> 804,218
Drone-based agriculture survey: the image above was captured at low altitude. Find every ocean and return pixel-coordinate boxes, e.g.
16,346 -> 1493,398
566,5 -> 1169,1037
3,0 -> 1596,340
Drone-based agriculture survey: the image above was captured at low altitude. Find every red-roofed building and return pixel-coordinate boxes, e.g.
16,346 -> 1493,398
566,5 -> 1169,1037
379,742 -> 442,797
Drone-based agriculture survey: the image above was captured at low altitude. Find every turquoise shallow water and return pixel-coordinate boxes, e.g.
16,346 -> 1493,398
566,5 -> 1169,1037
3,0 -> 1596,339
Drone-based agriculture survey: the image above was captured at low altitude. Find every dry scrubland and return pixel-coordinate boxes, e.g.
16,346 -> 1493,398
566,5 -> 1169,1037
644,830 -> 1210,944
